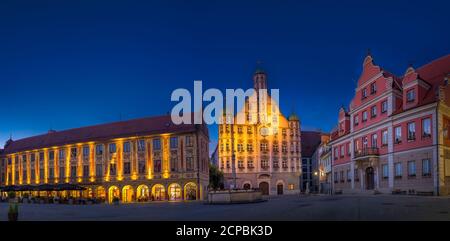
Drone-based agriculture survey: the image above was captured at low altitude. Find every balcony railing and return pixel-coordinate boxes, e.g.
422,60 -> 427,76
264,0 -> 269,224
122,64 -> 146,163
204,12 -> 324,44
354,147 -> 379,159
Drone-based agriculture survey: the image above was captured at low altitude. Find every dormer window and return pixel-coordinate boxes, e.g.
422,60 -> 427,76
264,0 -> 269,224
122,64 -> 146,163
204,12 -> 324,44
362,88 -> 367,99
407,89 -> 416,102
370,82 -> 377,94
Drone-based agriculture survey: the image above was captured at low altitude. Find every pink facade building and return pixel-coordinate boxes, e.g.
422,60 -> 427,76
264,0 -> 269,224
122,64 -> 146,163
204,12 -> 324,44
330,53 -> 450,195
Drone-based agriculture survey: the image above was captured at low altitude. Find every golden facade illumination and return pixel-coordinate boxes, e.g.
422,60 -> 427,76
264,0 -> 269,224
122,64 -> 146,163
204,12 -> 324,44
0,115 -> 210,203
218,68 -> 302,195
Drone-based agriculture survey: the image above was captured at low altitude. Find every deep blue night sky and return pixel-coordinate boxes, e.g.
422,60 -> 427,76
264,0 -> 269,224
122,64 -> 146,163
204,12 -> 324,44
1,0 -> 449,151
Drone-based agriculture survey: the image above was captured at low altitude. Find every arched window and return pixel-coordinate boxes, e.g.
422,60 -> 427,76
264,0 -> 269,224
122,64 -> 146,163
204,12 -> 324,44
184,182 -> 197,200
168,183 -> 182,201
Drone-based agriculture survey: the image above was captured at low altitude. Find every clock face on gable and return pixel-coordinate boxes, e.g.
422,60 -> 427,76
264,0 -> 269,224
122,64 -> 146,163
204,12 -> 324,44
260,126 -> 270,137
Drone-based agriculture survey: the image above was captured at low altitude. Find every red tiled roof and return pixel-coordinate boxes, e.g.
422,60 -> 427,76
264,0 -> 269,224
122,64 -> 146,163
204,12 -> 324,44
2,115 -> 204,155
301,131 -> 325,157
391,54 -> 450,115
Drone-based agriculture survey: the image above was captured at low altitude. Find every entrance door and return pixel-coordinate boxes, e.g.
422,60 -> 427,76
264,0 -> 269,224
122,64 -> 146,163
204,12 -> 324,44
277,184 -> 283,195
366,167 -> 375,190
259,182 -> 269,195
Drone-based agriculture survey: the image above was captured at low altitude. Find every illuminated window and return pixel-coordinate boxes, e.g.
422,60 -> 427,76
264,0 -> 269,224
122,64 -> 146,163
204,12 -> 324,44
288,184 -> 294,190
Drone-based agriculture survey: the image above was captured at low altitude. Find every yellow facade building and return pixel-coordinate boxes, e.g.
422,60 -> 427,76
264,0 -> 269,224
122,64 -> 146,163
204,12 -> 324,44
218,68 -> 301,195
0,115 -> 210,203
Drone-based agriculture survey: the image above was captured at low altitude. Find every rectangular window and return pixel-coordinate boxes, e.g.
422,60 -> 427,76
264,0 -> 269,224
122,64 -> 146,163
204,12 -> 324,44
354,169 -> 359,181
247,159 -> 254,168
154,160 -> 162,172
340,145 -> 344,157
59,167 -> 65,179
138,160 -> 146,174
39,168 -> 44,180
124,162 -> 131,175
96,164 -> 103,177
346,169 -> 351,182
407,122 -> 416,140
362,111 -> 368,121
381,100 -> 388,113
83,146 -> 90,157
382,130 -> 388,146
186,157 -> 194,171
70,148 -> 77,158
170,137 -> 178,149
370,82 -> 377,94
334,172 -> 338,183
362,88 -> 367,99
138,140 -> 146,152
334,148 -> 339,159
109,143 -> 117,153
395,126 -> 402,143
153,139 -> 161,150
70,166 -> 77,177
49,151 -> 55,161
371,134 -> 378,148
422,159 -> 431,177
408,161 -> 416,177
382,164 -> 388,179
123,142 -> 131,153
39,152 -> 44,161
96,145 -> 103,155
354,115 -> 359,126
407,89 -> 415,102
422,118 -> 431,138
109,163 -> 116,176
186,136 -> 193,147
83,165 -> 89,177
49,168 -> 54,179
394,163 -> 402,178
170,157 -> 178,172
371,105 -> 377,118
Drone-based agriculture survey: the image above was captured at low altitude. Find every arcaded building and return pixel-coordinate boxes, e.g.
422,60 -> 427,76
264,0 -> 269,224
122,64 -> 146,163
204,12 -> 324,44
218,68 -> 301,195
330,53 -> 450,195
0,115 -> 210,202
